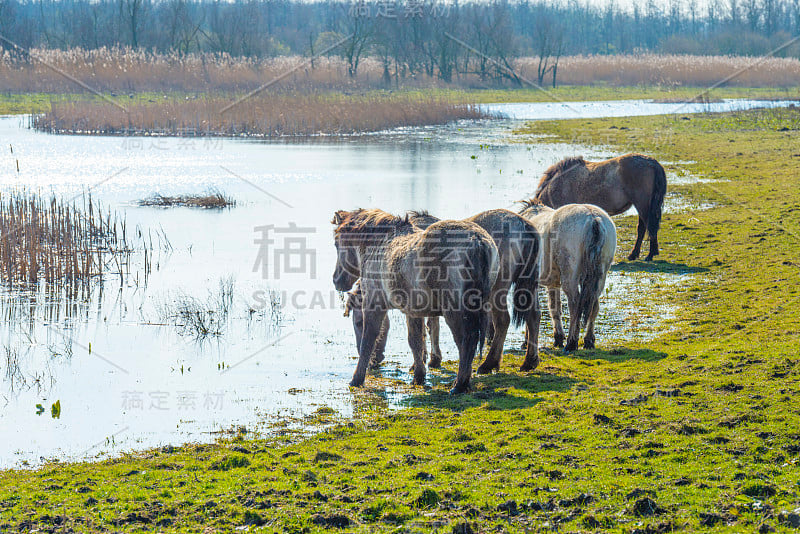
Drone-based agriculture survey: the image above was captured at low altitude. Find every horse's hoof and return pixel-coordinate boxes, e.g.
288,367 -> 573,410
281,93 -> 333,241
476,364 -> 495,375
644,255 -> 654,261
627,253 -> 640,261
349,377 -> 365,388
429,358 -> 442,369
449,384 -> 470,395
412,374 -> 426,386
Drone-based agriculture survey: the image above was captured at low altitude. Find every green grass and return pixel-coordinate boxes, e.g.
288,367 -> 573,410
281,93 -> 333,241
3,85 -> 799,115
2,107 -> 800,533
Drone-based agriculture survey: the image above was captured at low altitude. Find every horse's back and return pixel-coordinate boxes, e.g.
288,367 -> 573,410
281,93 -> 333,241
387,220 -> 498,315
545,204 -> 616,283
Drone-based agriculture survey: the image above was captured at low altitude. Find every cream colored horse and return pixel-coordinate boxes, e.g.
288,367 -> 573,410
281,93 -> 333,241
519,200 -> 617,351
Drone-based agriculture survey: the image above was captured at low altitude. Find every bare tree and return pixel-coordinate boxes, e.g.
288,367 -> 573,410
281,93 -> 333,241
534,12 -> 564,87
340,6 -> 372,78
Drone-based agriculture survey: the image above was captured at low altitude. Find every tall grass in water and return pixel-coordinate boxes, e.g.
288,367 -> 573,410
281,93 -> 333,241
34,93 -> 488,137
0,191 -> 128,287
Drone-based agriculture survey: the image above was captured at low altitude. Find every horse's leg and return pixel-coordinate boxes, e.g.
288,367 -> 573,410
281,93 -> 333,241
409,318 -> 429,372
486,321 -> 495,346
628,217 -> 646,261
427,317 -> 442,368
406,317 -> 427,386
520,286 -> 541,372
369,315 -> 390,369
563,280 -> 581,352
646,220 -> 660,262
444,311 -> 478,394
350,308 -> 387,387
548,288 -> 565,348
477,307 -> 508,374
583,299 -> 600,349
478,284 -> 510,374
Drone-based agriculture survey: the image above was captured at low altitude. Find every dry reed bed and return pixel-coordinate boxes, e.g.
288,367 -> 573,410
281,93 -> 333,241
4,48 -> 800,93
0,49 -> 395,93
0,192 -> 128,287
33,94 -> 488,137
539,54 -> 800,87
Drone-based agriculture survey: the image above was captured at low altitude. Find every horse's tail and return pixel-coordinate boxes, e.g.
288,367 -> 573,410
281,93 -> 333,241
511,225 -> 540,329
464,240 -> 497,358
578,217 -> 605,328
648,159 -> 667,239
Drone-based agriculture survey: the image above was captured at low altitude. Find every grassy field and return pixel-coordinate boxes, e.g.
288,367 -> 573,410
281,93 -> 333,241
2,108 -> 800,532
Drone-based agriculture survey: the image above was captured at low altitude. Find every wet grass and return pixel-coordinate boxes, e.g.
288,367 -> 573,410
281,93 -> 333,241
2,108 -> 800,532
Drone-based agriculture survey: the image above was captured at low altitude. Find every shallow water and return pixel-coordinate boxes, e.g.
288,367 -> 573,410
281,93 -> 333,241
0,98 -> 792,467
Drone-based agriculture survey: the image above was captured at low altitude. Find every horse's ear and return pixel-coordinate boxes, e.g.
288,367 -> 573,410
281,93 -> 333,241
332,210 -> 347,225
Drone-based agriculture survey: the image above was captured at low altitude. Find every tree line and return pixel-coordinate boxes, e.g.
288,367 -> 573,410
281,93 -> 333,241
1,0 -> 799,85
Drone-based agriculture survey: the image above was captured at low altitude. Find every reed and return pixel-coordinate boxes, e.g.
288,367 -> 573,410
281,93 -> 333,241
3,48 -> 800,94
33,92 -> 488,137
525,54 -> 800,87
0,191 -> 129,287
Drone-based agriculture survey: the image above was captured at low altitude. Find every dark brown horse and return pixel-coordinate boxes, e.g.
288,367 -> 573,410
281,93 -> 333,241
535,153 -> 666,261
332,209 -> 499,393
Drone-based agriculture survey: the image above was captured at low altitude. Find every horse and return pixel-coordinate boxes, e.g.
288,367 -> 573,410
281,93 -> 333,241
519,200 -> 617,352
534,153 -> 666,261
342,210 -> 442,370
332,208 -> 499,393
346,209 -> 542,375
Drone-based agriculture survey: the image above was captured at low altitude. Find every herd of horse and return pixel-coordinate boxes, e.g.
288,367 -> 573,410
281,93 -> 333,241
332,153 -> 668,393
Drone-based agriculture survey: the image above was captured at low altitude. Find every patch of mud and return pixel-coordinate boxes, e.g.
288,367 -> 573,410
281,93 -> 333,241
596,271 -> 690,341
665,169 -> 717,185
621,190 -> 715,218
530,271 -> 691,344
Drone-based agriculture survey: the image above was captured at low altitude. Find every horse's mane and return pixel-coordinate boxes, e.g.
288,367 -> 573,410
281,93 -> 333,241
517,198 -> 545,214
332,208 -> 413,240
537,156 -> 586,192
406,209 -> 430,219
406,209 -> 440,229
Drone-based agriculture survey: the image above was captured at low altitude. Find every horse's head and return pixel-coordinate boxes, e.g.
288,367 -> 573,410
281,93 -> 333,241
332,210 -> 361,292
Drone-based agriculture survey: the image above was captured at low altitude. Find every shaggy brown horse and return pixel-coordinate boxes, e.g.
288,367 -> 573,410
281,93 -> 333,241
519,200 -> 617,351
342,210 -> 441,369
332,209 -> 499,393
535,153 -> 666,261
347,209 -> 542,375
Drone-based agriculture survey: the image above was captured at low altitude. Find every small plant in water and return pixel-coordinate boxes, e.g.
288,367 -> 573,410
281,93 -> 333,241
138,189 -> 235,209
